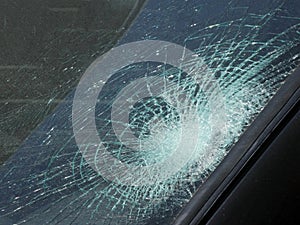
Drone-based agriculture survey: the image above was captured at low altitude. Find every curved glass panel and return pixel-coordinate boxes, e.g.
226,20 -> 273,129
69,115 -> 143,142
0,0 -> 299,224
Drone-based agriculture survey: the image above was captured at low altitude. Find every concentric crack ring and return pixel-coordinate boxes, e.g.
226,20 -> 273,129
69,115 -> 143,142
72,40 -> 226,186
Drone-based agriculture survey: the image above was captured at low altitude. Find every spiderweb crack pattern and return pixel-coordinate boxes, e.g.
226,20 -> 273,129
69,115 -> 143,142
0,0 -> 300,224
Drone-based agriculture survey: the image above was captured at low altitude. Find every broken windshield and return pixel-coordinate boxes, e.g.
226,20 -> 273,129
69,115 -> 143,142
0,0 -> 299,225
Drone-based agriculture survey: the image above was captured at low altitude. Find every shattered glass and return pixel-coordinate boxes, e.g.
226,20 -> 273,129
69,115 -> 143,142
0,0 -> 300,225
